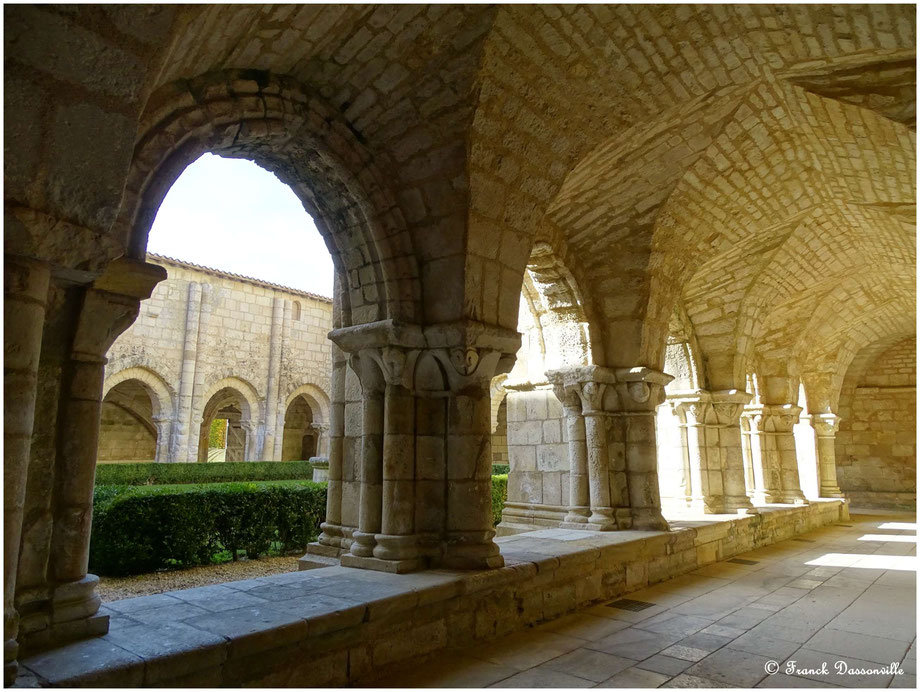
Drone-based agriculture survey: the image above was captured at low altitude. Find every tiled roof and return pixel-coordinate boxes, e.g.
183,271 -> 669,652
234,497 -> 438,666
146,253 -> 333,303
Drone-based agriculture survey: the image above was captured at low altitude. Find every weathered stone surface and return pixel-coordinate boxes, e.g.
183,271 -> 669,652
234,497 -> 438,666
3,4 -> 914,684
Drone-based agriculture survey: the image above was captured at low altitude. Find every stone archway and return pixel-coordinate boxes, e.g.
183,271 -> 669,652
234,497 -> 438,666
281,396 -> 317,461
195,378 -> 261,463
101,367 -> 175,464
98,380 -> 157,463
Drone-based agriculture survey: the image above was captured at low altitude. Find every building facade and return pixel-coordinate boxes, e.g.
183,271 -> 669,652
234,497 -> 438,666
99,254 -> 332,465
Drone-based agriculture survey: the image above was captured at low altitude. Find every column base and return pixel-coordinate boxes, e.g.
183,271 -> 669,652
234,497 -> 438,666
317,522 -> 344,549
629,508 -> 669,531
349,531 -> 377,557
722,495 -> 756,513
753,490 -> 785,505
688,497 -> 725,515
819,487 -> 845,499
588,508 -> 618,531
441,532 -> 504,570
304,542 -> 343,559
373,534 -> 419,561
51,576 -> 102,625
563,508 -> 590,524
340,554 -> 421,574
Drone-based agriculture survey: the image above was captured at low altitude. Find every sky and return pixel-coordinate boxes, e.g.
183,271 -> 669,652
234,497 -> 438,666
147,153 -> 334,297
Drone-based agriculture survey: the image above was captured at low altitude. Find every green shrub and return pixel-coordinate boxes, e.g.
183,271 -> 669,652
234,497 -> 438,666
91,475 -> 510,576
491,474 -> 508,526
94,461 -> 314,486
90,480 -> 326,576
491,463 -> 510,476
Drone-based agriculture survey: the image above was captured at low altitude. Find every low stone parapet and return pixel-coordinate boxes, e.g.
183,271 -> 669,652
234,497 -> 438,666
17,500 -> 847,687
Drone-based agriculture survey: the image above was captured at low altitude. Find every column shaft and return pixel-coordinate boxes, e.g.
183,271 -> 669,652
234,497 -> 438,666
443,373 -> 503,569
812,414 -> 844,498
563,405 -> 590,523
4,256 -> 50,684
261,296 -> 284,460
583,412 -> 615,527
375,382 -> 418,562
172,283 -> 201,462
351,380 -> 383,558
317,352 -> 347,549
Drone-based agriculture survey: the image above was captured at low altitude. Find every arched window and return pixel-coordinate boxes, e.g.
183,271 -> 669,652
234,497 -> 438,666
292,300 -> 301,321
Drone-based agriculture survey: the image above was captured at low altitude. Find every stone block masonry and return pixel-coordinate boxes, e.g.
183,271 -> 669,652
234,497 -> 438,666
836,337 -> 916,509
19,500 -> 846,687
99,254 -> 333,464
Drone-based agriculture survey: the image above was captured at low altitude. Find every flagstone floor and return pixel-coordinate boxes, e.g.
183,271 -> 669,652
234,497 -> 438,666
364,512 -> 917,689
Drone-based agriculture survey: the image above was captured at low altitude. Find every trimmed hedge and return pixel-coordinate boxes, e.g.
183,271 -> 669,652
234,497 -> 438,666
91,475 -> 512,576
491,474 -> 508,526
90,481 -> 325,576
94,461 -> 314,486
491,464 -> 510,476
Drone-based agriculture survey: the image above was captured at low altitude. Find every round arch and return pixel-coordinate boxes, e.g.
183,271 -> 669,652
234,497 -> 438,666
116,69 -> 422,328
196,376 -> 262,463
197,376 -> 262,425
102,366 -> 175,420
282,383 -> 331,426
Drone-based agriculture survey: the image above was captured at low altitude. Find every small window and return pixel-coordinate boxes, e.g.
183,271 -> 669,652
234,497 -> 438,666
292,300 -> 301,321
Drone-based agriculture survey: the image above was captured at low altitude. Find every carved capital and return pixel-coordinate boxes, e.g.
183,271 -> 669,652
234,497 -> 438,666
547,366 -> 617,415
811,413 -> 841,438
743,404 -> 802,433
612,367 -> 673,412
70,258 -> 167,360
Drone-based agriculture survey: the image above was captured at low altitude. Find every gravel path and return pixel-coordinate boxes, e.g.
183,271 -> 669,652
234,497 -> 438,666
97,555 -> 300,602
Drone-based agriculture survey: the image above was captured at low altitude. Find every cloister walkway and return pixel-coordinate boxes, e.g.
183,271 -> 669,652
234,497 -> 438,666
367,512 -> 916,689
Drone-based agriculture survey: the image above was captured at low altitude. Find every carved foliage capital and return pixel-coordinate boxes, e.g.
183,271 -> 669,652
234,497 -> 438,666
744,405 -> 802,433
811,413 -> 841,437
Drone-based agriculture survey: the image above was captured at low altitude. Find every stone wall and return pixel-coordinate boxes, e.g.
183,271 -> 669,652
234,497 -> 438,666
499,388 -> 568,532
100,253 -> 333,463
20,500 -> 847,687
836,338 -> 916,509
96,405 -> 156,462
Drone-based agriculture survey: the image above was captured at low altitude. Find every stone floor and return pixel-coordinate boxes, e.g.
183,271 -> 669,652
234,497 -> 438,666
365,512 -> 917,688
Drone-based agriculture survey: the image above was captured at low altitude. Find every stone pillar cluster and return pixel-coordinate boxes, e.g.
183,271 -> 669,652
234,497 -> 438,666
309,320 -> 518,573
741,405 -> 808,505
547,366 -> 672,531
670,391 -> 755,514
5,256 -> 166,676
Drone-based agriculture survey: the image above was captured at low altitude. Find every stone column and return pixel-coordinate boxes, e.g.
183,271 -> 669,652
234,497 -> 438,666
172,282 -> 201,462
327,321 -> 517,572
311,423 -> 330,457
743,405 -> 807,504
49,260 -> 166,643
672,391 -> 754,514
240,420 -> 259,462
347,352 -> 385,559
810,414 -> 844,498
4,255 -> 50,685
261,296 -> 285,460
548,378 -> 590,525
312,348 -> 347,555
372,347 -> 420,567
185,283 -> 212,463
152,417 -> 173,463
611,368 -> 672,530
547,366 -> 670,531
578,380 -> 617,529
435,345 -> 510,570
